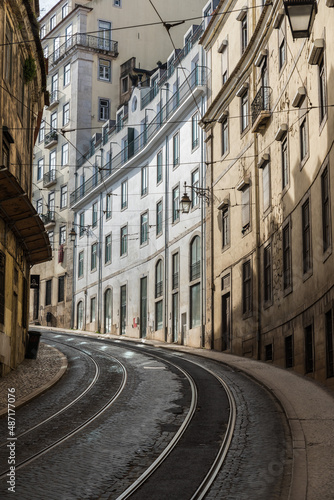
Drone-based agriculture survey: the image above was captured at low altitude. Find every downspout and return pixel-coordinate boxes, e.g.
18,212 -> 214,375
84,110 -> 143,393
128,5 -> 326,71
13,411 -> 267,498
254,131 -> 262,360
164,134 -> 169,342
200,94 -> 206,348
71,212 -> 77,329
98,191 -> 103,333
205,128 -> 214,350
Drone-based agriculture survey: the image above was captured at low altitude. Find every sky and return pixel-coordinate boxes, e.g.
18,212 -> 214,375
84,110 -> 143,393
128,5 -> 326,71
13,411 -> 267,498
39,0 -> 59,18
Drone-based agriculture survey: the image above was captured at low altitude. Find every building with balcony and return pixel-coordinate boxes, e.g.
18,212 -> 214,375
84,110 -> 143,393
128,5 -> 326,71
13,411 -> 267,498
70,25 -> 208,345
200,0 -> 334,386
0,0 -> 51,375
30,0 -> 211,328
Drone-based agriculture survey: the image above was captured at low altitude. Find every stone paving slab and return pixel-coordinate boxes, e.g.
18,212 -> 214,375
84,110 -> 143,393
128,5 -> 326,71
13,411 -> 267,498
2,325 -> 334,500
0,342 -> 67,416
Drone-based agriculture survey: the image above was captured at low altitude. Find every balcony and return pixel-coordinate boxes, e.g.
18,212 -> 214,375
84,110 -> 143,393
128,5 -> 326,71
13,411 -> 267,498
49,34 -> 118,68
47,90 -> 61,111
43,170 -> 57,187
40,211 -> 56,228
45,131 -> 58,149
155,281 -> 163,298
251,86 -> 272,133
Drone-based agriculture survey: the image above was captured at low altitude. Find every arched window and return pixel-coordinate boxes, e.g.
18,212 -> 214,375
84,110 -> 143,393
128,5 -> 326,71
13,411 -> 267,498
155,260 -> 163,298
77,300 -> 83,329
104,288 -> 112,333
190,236 -> 200,281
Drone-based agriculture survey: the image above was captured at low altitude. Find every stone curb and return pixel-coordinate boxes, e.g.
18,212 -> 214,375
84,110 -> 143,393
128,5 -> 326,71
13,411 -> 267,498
0,345 -> 68,418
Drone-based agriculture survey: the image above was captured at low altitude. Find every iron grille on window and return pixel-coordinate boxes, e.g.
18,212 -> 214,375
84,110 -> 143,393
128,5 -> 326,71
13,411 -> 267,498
190,261 -> 200,281
155,281 -> 163,298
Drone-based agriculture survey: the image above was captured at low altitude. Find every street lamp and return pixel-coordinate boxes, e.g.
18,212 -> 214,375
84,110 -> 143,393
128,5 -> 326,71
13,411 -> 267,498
180,183 -> 192,214
283,0 -> 317,39
69,226 -> 76,242
179,181 -> 210,214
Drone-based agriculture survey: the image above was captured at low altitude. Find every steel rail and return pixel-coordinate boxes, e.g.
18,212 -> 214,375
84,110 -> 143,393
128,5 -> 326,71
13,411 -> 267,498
0,339 -> 100,448
0,342 -> 127,478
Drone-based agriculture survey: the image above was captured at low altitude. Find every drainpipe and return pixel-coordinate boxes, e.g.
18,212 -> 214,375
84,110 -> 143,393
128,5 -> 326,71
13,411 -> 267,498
98,192 -> 103,333
71,212 -> 77,329
200,95 -> 206,348
164,134 -> 169,342
205,128 -> 214,351
254,132 -> 262,360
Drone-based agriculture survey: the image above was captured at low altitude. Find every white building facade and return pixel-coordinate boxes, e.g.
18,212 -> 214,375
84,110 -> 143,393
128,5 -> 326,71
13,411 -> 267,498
71,25 -> 209,346
30,0 -> 213,328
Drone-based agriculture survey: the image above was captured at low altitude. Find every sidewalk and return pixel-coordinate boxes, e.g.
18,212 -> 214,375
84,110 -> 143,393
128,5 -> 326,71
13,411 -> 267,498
1,325 -> 333,500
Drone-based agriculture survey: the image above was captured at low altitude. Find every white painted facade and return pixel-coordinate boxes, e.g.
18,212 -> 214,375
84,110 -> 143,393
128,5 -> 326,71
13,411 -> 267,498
71,26 -> 209,346
30,0 -> 213,328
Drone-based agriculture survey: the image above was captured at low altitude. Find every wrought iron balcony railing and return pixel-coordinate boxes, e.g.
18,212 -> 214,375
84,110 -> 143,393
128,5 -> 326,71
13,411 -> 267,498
251,86 -> 271,130
155,281 -> 163,298
50,34 -> 118,67
172,272 -> 179,290
43,169 -> 57,186
44,131 -> 58,148
190,261 -> 200,281
47,90 -> 61,109
40,211 -> 56,226
71,65 -> 209,206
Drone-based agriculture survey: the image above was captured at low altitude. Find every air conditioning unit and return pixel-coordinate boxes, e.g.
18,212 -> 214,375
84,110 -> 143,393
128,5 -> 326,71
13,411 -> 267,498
292,87 -> 306,108
275,123 -> 288,142
308,39 -> 324,66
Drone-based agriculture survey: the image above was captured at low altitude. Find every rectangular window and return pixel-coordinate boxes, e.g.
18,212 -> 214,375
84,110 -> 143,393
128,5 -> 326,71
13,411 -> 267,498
190,283 -> 201,328
141,166 -> 148,196
0,253 -> 5,325
157,150 -> 163,184
285,335 -> 294,368
241,15 -> 248,54
40,25 -> 46,39
59,226 -> 66,245
319,54 -> 326,124
90,297 -> 96,323
79,212 -> 85,237
50,15 -> 56,31
65,24 -> 72,48
140,212 -> 148,245
241,185 -> 250,231
155,300 -> 163,331
192,113 -> 199,149
191,169 -> 200,208
63,103 -> 70,126
62,143 -> 69,166
172,186 -> 180,223
222,117 -> 228,156
241,91 -> 249,132
305,324 -> 314,374
173,132 -> 180,168
278,19 -> 286,71
221,45 -> 228,84
120,285 -> 126,334
242,260 -> 252,315
36,199 -> 43,215
54,36 -> 60,61
326,310 -> 334,378
105,234 -> 112,264
300,117 -> 308,163
114,0 -> 121,6
282,137 -> 289,189
302,199 -> 312,274
5,23 -> 13,84
91,243 -> 98,270
60,185 -> 67,209
39,120 -> 45,143
58,275 -> 65,302
92,202 -> 98,227
106,193 -> 112,219
263,244 -> 272,304
120,226 -> 128,256
37,158 -> 44,181
45,279 -> 52,306
321,167 -> 331,252
62,3 -> 68,18
156,200 -> 163,236
64,63 -> 71,86
51,112 -> 57,131
51,73 -> 58,94
99,98 -> 110,121
172,253 -> 179,290
99,59 -> 111,81
283,223 -> 292,291
78,251 -> 84,277
262,162 -> 271,212
222,206 -> 230,249
121,180 -> 127,209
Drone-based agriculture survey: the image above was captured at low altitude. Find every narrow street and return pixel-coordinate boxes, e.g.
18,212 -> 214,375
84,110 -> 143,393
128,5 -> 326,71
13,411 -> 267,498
0,332 -> 290,499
